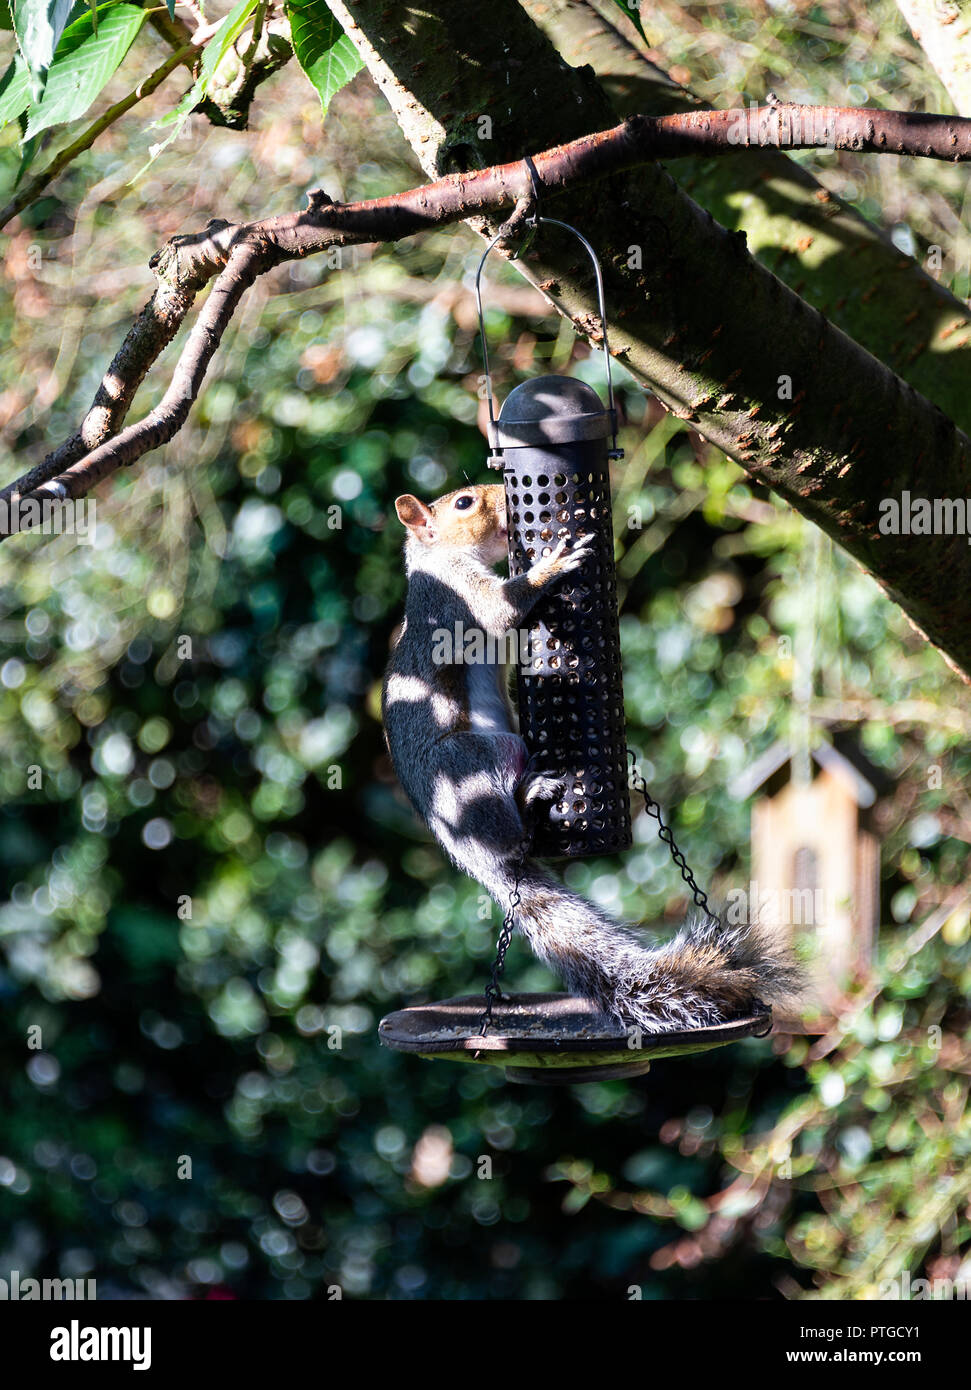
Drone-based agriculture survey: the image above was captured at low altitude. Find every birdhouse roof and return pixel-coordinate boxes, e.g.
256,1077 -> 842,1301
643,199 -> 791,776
729,728 -> 890,805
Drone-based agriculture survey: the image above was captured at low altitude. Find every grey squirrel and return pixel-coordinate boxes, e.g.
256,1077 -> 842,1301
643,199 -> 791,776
382,482 -> 800,1033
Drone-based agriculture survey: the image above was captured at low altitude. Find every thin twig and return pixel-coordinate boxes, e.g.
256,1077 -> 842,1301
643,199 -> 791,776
808,887 -> 971,1061
0,32 -> 218,232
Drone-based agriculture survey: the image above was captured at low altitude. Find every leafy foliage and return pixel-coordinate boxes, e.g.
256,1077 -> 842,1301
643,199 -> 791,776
24,4 -> 145,139
12,0 -> 76,98
148,0 -> 261,162
0,46 -> 28,127
286,0 -> 363,117
0,0 -> 364,193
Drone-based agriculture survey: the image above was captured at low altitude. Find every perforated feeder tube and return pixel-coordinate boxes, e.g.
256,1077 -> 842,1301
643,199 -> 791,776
489,375 -> 632,859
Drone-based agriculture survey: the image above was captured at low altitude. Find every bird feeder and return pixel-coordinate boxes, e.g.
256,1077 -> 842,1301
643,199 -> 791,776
488,370 -> 631,859
380,213 -> 772,1083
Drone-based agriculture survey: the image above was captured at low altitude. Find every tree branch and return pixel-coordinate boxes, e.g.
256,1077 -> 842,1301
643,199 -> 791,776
1,220 -> 239,500
895,0 -> 971,115
27,239 -> 266,502
195,16 -> 294,130
8,96 -> 971,680
527,0 -> 971,434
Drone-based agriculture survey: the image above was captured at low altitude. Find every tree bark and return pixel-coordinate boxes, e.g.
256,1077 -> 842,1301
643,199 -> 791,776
526,0 -> 971,439
323,0 -> 971,682
896,0 -> 971,115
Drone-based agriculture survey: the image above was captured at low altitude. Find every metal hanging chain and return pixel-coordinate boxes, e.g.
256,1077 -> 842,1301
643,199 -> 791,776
479,832 -> 531,1036
627,749 -> 722,934
477,759 -> 719,1035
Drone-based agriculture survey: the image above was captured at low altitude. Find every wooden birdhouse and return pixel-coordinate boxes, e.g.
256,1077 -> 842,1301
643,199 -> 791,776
730,729 -> 889,1022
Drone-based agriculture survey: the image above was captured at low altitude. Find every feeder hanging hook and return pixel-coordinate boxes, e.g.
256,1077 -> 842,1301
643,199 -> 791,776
474,205 -> 621,461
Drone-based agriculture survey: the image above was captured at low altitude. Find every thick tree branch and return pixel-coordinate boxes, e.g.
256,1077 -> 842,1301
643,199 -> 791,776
663,96 -> 971,158
10,99 -> 971,496
895,0 -> 971,115
527,0 -> 971,432
8,93 -> 971,679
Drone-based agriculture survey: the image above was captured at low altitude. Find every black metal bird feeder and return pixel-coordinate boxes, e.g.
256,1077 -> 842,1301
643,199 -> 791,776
480,219 -> 631,861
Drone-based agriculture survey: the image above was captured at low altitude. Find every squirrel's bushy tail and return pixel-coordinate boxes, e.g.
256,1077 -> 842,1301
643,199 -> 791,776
484,858 -> 802,1033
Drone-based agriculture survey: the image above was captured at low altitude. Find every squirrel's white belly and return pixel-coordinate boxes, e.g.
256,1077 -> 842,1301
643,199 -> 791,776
466,660 -> 511,734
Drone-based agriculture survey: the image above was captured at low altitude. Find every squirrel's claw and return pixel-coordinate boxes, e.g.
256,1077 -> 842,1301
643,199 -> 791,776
554,532 -> 596,573
520,771 -> 565,806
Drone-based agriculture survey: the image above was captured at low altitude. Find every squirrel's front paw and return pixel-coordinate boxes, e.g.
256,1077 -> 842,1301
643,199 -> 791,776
554,532 -> 596,574
520,771 -> 565,807
534,532 -> 596,583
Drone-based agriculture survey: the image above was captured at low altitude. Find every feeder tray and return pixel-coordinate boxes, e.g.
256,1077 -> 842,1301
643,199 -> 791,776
379,993 -> 773,1085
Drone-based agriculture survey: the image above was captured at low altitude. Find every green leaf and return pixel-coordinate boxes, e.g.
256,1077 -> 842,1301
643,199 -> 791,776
0,52 -> 30,127
0,0 -> 14,30
157,0 -> 258,128
0,1 -> 117,131
286,0 -> 362,117
14,127 -> 40,183
139,0 -> 256,173
24,3 -> 145,139
607,0 -> 649,46
13,0 -> 76,97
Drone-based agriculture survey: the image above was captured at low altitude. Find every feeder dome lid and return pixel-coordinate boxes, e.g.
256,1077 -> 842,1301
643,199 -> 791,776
492,374 -> 614,449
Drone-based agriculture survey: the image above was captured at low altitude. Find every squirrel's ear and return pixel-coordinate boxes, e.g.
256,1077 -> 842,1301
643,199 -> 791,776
395,494 -> 435,538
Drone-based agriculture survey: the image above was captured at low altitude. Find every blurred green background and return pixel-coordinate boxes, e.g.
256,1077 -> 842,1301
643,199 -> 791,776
0,0 -> 969,1300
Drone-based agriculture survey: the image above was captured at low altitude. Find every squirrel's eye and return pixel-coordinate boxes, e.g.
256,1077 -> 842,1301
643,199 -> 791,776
454,494 -> 474,510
